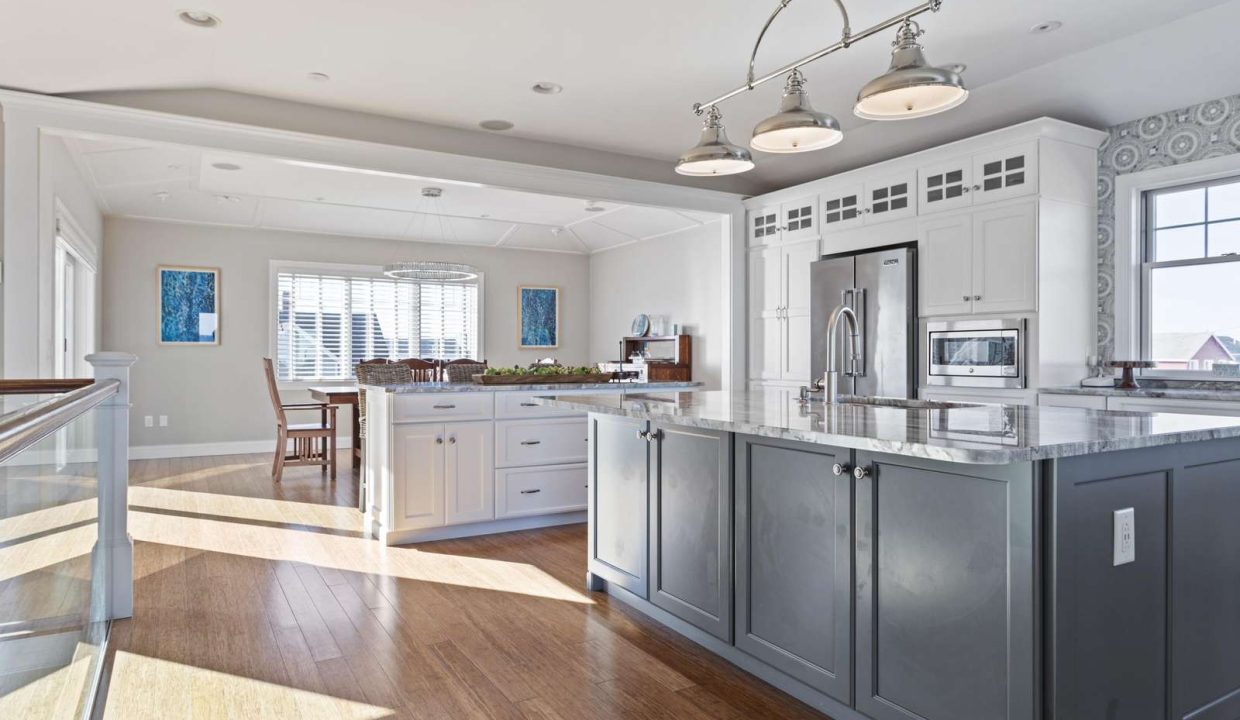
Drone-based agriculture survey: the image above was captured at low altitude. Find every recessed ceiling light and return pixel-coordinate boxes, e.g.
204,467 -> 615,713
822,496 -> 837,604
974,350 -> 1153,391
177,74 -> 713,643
211,162 -> 242,171
307,72 -> 330,82
178,10 -> 220,28
479,119 -> 514,131
1030,20 -> 1063,34
531,82 -> 563,95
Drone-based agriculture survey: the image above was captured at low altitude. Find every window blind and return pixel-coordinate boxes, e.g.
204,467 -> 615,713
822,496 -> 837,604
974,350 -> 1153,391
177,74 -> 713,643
275,268 -> 480,381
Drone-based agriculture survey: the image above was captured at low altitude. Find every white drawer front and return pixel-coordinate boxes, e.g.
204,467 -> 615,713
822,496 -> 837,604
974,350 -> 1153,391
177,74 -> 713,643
497,464 -> 588,518
1038,393 -> 1106,410
394,393 -> 493,423
496,418 -> 588,468
495,391 -> 587,419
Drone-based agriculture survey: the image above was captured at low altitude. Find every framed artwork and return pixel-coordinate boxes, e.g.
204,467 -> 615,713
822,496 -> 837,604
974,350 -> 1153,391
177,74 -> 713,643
158,265 -> 220,345
518,286 -> 559,348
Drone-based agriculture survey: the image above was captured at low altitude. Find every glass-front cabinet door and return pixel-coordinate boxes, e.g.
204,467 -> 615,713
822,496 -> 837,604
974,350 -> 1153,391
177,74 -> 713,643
780,196 -> 819,244
864,170 -> 917,224
972,141 -> 1038,204
822,183 -> 864,232
919,159 -> 973,214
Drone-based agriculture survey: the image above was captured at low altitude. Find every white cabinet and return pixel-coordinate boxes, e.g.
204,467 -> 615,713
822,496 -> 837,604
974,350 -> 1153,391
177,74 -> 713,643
1105,396 -> 1240,417
823,183 -> 864,231
496,417 -> 588,467
748,239 -> 817,383
919,201 -> 1037,317
747,197 -> 819,247
393,420 -> 493,529
748,205 -> 781,247
920,141 -> 1038,215
863,170 -> 916,223
496,464 -> 588,519
1038,394 -> 1107,410
919,158 -> 973,214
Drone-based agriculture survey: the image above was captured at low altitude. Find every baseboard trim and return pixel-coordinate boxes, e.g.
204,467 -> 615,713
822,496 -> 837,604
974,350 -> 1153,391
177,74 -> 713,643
380,511 -> 586,546
130,438 -> 352,460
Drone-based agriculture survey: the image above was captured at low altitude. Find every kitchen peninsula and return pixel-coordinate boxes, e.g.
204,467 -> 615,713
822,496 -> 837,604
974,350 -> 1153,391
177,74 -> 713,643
540,389 -> 1240,720
362,381 -> 699,545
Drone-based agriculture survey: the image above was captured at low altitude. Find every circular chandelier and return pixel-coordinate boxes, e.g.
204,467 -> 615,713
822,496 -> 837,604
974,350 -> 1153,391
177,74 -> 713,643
383,261 -> 478,282
676,0 -> 968,176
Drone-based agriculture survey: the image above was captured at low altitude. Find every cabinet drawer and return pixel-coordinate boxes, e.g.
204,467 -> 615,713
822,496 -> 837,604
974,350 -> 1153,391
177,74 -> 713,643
497,464 -> 588,518
496,418 -> 588,467
393,393 -> 493,423
495,391 -> 587,419
1039,394 -> 1107,410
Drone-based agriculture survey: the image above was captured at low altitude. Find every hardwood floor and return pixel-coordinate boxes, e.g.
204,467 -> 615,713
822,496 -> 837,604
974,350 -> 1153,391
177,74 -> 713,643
98,452 -> 830,719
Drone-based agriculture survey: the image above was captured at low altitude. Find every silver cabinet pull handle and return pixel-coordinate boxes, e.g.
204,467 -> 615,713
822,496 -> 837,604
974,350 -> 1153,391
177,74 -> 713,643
433,404 -> 456,409
520,489 -> 541,495
520,402 -> 539,407
520,440 -> 542,446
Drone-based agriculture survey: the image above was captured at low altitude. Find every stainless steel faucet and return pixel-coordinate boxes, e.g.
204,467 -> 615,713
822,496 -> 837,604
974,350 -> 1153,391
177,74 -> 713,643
824,305 -> 860,404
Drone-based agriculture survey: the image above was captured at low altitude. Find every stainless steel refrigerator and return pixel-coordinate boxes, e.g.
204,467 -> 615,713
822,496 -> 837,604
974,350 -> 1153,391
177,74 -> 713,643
810,243 -> 917,398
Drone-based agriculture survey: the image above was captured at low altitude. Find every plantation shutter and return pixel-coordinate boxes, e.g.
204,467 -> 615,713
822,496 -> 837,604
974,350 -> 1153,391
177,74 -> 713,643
274,268 -> 480,381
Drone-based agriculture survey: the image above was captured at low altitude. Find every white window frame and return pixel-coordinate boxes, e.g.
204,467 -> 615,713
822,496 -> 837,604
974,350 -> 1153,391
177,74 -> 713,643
1115,154 -> 1240,381
268,259 -> 486,387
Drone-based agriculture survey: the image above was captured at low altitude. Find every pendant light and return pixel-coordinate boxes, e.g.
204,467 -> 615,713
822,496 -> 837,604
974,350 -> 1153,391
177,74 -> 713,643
750,69 -> 843,153
854,19 -> 968,121
675,107 -> 755,177
383,188 -> 480,282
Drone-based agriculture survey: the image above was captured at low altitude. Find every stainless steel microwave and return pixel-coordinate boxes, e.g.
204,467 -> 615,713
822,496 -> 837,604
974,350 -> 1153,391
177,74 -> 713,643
925,319 -> 1026,388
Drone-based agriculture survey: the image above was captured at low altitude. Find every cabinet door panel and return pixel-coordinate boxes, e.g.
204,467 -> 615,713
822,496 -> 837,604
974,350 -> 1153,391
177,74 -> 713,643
781,196 -> 819,244
783,239 -> 819,317
855,452 -> 1035,720
735,436 -> 852,704
864,170 -> 917,224
749,317 -> 783,382
393,424 -> 444,530
784,313 -> 812,383
823,183 -> 865,232
972,141 -> 1038,204
749,206 -> 781,247
649,425 -> 732,640
749,247 -> 783,316
972,201 -> 1036,314
588,414 -> 649,596
919,159 -> 973,214
918,213 -> 974,317
444,421 -> 494,524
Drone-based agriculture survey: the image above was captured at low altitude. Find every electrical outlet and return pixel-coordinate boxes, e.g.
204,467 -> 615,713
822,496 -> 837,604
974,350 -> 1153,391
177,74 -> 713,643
159,415 -> 168,427
144,415 -> 153,428
1113,508 -> 1135,566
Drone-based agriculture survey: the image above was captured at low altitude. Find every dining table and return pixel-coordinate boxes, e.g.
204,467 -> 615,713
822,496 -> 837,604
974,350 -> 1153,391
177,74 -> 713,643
308,386 -> 360,468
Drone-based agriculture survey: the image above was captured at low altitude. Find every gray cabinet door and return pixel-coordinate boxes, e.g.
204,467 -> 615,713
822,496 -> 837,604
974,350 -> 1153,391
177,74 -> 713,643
648,423 -> 732,641
588,413 -> 649,597
854,451 -> 1036,720
735,435 -> 852,704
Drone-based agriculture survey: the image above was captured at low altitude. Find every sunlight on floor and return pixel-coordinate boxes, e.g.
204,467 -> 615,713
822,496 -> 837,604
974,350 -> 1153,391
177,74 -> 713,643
0,639 -> 95,720
129,499 -> 593,604
130,485 -> 360,534
0,498 -> 95,544
102,651 -> 393,720
0,523 -> 94,583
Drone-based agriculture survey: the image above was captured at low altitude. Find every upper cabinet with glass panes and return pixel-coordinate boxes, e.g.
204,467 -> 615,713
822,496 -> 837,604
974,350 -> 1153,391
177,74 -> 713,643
919,141 -> 1038,215
1143,177 -> 1240,375
747,197 -> 819,247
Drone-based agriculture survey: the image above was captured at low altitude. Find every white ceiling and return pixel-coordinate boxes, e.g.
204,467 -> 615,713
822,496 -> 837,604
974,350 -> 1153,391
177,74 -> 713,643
8,1 -> 1240,190
61,134 -> 720,253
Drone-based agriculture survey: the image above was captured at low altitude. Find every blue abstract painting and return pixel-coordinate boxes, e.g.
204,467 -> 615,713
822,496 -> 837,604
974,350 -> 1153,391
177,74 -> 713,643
159,266 -> 219,344
519,286 -> 558,348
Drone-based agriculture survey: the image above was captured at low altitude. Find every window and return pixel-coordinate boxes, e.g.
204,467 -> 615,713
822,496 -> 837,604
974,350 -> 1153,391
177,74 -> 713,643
1142,176 -> 1240,374
273,264 -> 481,381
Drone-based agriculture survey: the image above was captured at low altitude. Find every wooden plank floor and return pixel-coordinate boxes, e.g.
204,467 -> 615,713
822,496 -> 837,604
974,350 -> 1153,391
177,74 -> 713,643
97,453 -> 832,719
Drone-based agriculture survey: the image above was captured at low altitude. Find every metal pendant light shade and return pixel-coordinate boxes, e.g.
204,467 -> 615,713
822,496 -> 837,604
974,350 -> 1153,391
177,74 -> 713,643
854,20 -> 968,121
750,70 -> 843,153
675,107 -> 755,176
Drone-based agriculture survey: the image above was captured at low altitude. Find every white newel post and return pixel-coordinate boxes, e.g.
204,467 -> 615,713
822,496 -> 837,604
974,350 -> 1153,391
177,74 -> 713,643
86,352 -> 138,620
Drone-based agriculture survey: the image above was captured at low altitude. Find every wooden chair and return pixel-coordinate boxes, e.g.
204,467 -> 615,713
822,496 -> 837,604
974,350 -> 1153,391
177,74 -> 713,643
355,361 -> 414,511
395,358 -> 440,382
443,359 -> 488,383
263,358 -> 336,482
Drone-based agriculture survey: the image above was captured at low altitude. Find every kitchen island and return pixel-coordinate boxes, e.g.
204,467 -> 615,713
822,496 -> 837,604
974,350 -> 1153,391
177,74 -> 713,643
538,390 -> 1240,720
361,381 -> 699,545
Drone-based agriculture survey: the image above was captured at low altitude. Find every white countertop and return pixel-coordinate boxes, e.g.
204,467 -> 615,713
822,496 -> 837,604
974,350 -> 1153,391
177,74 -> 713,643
1040,385 -> 1240,402
363,380 -> 702,394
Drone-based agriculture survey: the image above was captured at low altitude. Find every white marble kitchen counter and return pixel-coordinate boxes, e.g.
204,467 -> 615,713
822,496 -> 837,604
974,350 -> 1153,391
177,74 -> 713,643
537,390 -> 1240,464
1040,385 -> 1240,402
362,380 -> 702,393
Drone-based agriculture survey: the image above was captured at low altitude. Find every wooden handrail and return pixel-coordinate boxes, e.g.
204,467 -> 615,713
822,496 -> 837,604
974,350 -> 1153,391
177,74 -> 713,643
0,378 -> 94,395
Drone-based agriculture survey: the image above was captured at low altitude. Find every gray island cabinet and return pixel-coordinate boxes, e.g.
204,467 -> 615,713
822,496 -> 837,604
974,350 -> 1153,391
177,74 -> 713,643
547,390 -> 1240,720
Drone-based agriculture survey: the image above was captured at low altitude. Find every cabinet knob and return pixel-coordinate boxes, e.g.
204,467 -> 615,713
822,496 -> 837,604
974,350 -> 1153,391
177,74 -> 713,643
436,436 -> 444,445
963,295 -> 971,302
448,436 -> 456,445
637,429 -> 649,440
853,465 -> 872,480
647,429 -> 662,442
864,208 -> 872,214
974,295 -> 982,301
831,463 -> 852,477
973,184 -> 981,191
962,186 -> 971,193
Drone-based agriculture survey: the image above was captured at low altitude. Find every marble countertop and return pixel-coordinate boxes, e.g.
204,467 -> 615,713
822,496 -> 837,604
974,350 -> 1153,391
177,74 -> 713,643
1040,385 -> 1240,402
362,380 -> 702,394
536,390 -> 1240,464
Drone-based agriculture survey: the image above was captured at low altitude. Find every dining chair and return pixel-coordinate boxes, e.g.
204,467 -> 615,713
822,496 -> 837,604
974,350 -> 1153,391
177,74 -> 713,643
263,357 -> 336,482
396,358 -> 440,382
443,358 -> 489,383
355,361 -> 414,511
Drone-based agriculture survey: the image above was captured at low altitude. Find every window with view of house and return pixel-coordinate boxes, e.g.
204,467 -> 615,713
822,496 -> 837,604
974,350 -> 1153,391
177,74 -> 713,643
1142,176 -> 1240,376
273,265 -> 481,381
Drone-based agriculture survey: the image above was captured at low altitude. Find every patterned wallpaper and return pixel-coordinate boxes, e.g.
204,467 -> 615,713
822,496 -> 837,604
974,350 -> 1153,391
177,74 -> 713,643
1096,93 -> 1240,374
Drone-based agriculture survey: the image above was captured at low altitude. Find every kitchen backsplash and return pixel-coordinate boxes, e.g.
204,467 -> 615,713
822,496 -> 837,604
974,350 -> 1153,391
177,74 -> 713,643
1096,92 -> 1240,389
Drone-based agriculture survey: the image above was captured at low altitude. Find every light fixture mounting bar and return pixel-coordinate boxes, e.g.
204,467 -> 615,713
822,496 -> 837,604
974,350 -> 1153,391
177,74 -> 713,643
694,0 -> 942,115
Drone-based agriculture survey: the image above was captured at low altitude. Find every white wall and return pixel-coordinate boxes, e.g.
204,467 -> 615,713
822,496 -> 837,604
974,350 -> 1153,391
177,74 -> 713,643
101,217 -> 590,449
588,221 -> 724,389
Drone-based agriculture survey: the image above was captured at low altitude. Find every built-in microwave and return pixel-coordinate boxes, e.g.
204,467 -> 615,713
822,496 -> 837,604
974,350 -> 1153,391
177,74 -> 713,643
925,319 -> 1026,388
